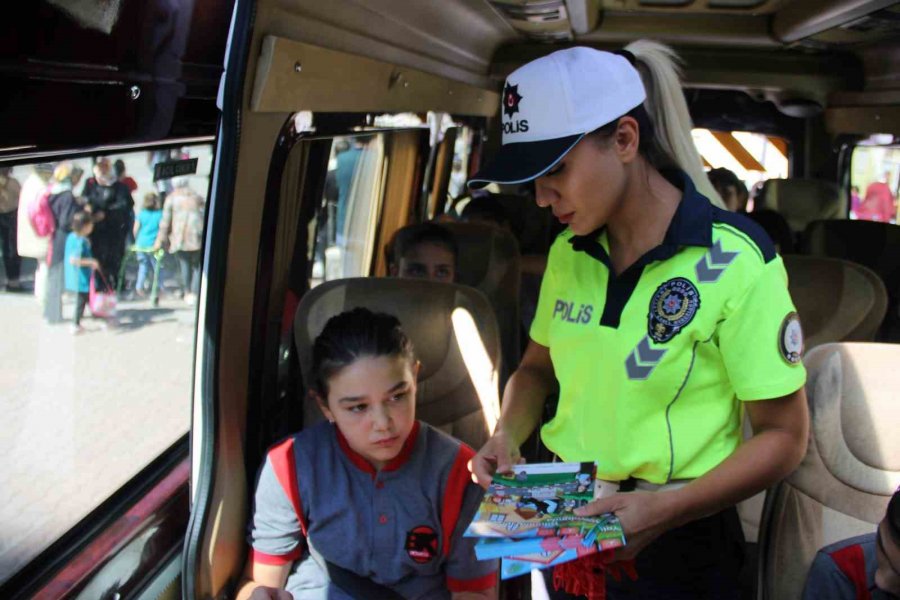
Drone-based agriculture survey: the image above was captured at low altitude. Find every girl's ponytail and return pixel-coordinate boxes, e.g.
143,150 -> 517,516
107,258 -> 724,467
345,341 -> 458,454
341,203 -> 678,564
625,40 -> 725,208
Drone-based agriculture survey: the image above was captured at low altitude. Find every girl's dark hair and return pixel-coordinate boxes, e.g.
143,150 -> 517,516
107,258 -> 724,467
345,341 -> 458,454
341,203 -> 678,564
311,308 -> 415,397
889,488 -> 900,545
385,223 -> 458,269
70,211 -> 92,234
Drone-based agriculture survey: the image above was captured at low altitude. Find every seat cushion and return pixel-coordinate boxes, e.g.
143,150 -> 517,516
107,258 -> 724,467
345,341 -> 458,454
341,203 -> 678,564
783,255 -> 887,348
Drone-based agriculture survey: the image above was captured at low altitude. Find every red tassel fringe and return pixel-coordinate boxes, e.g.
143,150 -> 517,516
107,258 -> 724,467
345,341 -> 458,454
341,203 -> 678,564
552,553 -> 638,600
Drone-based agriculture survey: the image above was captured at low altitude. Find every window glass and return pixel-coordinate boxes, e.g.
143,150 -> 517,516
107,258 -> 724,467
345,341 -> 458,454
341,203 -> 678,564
309,134 -> 385,287
0,144 -> 212,585
447,127 -> 473,203
692,128 -> 790,212
850,142 -> 899,223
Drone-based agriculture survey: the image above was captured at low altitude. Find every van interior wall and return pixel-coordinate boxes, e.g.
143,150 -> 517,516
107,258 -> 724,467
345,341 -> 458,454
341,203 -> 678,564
194,4 -> 297,587
198,109 -> 288,599
244,138 -> 317,479
804,115 -> 840,182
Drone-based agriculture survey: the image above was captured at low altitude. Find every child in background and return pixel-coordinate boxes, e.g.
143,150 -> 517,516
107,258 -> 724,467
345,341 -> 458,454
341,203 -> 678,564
385,222 -> 458,283
65,212 -> 99,334
133,192 -> 163,297
236,308 -> 497,600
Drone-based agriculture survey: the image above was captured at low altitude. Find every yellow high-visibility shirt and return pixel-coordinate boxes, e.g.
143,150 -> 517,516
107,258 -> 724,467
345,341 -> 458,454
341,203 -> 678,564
530,170 -> 806,484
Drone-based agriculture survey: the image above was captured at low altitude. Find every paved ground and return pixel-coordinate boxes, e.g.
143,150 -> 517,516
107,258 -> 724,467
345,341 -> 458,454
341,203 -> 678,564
0,275 -> 196,585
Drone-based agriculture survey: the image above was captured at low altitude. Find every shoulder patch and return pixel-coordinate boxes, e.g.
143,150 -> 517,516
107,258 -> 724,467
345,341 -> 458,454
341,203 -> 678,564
711,207 -> 777,264
779,312 -> 804,364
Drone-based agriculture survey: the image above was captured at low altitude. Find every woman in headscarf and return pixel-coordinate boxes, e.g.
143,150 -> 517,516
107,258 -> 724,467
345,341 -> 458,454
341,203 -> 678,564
44,162 -> 84,324
83,156 -> 134,291
155,177 -> 205,304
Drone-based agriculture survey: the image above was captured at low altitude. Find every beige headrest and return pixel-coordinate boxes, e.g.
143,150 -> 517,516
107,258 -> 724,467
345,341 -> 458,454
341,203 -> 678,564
761,179 -> 842,232
792,343 -> 900,505
293,278 -> 501,439
783,255 -> 887,348
442,221 -> 521,379
441,222 -> 520,291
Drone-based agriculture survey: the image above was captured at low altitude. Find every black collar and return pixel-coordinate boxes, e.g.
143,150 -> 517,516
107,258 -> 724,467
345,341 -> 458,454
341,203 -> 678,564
569,169 -> 713,273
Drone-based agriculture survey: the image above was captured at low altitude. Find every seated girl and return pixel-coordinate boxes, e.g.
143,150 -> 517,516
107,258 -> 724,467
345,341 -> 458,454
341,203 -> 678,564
236,308 -> 497,600
385,222 -> 458,283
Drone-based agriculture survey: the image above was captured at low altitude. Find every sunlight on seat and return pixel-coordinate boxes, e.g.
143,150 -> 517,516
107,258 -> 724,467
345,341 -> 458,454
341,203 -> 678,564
451,307 -> 500,435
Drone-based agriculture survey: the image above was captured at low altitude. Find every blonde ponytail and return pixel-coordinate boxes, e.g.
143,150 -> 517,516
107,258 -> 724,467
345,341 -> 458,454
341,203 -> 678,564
624,40 -> 724,209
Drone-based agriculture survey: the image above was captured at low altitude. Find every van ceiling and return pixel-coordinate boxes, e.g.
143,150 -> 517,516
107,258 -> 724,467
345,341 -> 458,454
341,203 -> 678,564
269,1 -> 898,84
263,0 -> 899,108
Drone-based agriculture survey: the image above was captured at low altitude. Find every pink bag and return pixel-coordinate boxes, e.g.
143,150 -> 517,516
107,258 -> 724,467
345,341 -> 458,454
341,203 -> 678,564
89,272 -> 117,318
28,187 -> 55,237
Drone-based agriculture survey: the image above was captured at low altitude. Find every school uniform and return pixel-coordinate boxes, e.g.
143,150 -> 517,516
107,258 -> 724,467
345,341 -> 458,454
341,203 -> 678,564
247,420 -> 497,599
531,170 -> 807,598
802,533 -> 891,600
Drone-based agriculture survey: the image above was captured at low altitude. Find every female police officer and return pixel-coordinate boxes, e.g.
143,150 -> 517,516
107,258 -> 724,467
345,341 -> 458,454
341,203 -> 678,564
468,41 -> 809,599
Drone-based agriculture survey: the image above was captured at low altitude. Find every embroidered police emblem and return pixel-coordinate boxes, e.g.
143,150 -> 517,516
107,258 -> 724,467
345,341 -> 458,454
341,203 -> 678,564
779,312 -> 804,364
648,278 -> 701,343
503,83 -> 522,119
405,525 -> 438,564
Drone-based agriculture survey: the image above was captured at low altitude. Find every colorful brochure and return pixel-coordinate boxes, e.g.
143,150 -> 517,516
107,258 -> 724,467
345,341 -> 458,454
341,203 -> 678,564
465,462 -> 626,579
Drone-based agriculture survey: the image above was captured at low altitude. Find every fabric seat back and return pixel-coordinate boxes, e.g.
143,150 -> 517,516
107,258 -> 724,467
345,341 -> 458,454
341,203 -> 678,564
783,255 -> 887,349
757,179 -> 842,234
757,343 -> 900,600
802,219 -> 900,341
442,222 -> 521,386
294,277 -> 501,449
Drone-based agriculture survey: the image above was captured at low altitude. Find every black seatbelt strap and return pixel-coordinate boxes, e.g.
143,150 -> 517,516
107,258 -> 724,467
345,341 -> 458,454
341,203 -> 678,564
325,561 -> 406,600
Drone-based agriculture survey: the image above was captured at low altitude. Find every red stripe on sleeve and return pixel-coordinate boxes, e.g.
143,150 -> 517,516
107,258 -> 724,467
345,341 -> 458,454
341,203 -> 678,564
440,443 -> 476,557
249,546 -> 304,566
829,544 -> 871,600
268,438 -> 309,537
447,571 -> 498,592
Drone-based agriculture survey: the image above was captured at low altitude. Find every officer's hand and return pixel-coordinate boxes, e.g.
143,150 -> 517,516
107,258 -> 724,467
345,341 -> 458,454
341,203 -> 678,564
575,491 -> 678,561
247,586 -> 293,600
469,429 -> 524,489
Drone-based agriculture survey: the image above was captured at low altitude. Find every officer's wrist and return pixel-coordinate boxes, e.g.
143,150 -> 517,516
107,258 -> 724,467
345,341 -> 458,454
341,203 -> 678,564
665,484 -> 714,528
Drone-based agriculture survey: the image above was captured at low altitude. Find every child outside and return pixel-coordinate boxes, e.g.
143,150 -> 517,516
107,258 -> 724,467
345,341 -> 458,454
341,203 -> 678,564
133,192 -> 163,297
64,212 -> 99,334
236,308 -> 497,600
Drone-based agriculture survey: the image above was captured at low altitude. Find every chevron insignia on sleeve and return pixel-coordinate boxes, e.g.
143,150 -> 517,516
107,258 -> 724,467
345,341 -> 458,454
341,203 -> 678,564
625,336 -> 667,380
695,240 -> 739,283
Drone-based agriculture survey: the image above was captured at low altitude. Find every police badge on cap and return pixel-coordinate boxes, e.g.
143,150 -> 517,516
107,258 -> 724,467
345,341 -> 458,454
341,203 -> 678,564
648,278 -> 701,344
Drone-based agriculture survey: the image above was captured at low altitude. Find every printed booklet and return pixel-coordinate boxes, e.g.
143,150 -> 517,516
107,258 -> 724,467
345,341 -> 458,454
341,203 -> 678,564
465,462 -> 626,579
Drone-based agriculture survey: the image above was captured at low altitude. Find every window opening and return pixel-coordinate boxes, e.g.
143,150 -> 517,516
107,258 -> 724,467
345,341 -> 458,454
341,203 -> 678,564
309,134 -> 385,287
693,128 -> 790,212
0,144 -> 212,585
850,137 -> 900,224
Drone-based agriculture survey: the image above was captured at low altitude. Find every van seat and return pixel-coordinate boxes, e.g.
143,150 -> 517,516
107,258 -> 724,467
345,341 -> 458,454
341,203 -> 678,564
441,222 -> 521,387
757,179 -> 842,234
757,343 -> 900,600
293,277 -> 501,449
801,219 -> 900,340
783,255 -> 887,348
